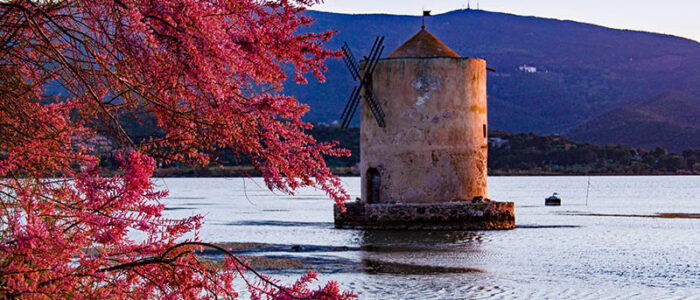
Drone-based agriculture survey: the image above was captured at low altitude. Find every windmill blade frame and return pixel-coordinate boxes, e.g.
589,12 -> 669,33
338,36 -> 387,129
340,86 -> 361,128
341,42 -> 361,81
342,88 -> 362,129
363,84 -> 386,128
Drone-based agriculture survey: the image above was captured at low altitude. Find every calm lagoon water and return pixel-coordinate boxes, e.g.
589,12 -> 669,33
156,176 -> 700,299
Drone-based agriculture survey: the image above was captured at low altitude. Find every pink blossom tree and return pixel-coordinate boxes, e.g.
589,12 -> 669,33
0,0 -> 353,298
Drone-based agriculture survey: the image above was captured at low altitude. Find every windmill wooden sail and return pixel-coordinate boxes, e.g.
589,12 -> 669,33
339,36 -> 386,128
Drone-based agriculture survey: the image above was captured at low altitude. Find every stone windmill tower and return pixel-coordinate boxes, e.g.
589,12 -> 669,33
335,26 -> 514,230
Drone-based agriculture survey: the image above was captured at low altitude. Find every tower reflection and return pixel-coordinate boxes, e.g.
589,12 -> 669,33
356,230 -> 486,274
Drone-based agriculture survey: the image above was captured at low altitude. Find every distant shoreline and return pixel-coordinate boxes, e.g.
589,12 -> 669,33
151,166 -> 700,177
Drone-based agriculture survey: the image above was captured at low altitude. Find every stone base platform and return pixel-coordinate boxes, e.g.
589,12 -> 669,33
334,200 -> 515,230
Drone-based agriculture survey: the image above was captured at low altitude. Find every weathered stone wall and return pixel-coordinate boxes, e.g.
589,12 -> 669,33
334,200 -> 515,230
361,57 -> 488,204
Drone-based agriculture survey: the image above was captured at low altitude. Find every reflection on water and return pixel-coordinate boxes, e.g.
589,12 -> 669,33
158,176 -> 700,298
360,230 -> 483,247
358,230 -> 486,275
361,259 -> 484,275
224,220 -> 335,228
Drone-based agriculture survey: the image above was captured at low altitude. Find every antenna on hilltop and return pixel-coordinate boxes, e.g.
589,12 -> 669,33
477,0 -> 480,10
467,0 -> 471,10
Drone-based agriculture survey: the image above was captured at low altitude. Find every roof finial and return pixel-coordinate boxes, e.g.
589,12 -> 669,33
422,10 -> 431,30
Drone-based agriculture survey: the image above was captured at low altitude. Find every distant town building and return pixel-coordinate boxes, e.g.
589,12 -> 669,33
488,137 -> 509,148
518,64 -> 537,73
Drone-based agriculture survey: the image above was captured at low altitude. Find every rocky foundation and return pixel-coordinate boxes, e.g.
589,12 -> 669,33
334,200 -> 515,230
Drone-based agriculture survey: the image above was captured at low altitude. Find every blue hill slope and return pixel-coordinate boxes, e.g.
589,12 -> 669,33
288,9 -> 700,147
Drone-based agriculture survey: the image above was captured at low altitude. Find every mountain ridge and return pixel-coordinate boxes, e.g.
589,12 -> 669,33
569,90 -> 700,152
288,9 -> 700,150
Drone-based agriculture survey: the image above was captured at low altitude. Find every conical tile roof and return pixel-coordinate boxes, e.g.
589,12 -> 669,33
387,29 -> 460,58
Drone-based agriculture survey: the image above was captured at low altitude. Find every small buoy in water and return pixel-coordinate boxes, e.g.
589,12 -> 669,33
545,193 -> 561,206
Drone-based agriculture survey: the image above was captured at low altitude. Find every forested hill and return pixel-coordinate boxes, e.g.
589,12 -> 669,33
569,91 -> 700,152
287,9 -> 700,150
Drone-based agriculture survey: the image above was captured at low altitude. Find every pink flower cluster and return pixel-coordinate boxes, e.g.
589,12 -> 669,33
0,0 -> 353,298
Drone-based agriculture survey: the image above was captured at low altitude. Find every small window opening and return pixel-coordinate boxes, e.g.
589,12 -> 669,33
483,124 -> 487,139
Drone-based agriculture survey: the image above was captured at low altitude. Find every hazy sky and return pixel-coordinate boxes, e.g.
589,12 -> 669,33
313,0 -> 700,42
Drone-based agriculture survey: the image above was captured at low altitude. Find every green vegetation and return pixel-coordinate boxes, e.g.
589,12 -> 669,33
487,131 -> 700,175
102,125 -> 700,176
309,126 -> 700,176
